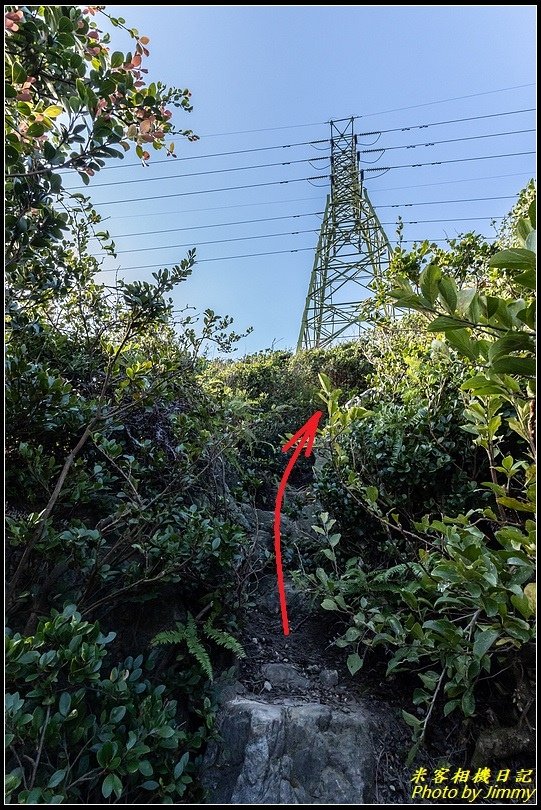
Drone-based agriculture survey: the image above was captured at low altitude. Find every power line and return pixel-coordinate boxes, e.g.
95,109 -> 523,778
92,174 -> 329,207
95,233 -> 498,274
93,211 -> 325,240
378,194 -> 516,209
188,83 -> 535,137
363,150 -> 535,174
66,107 -> 535,175
358,83 -> 535,120
90,138 -> 329,172
358,107 -> 535,138
375,171 -> 534,192
89,152 -> 534,208
90,180 -> 526,223
65,128 -> 535,193
97,216 -> 501,258
96,227 -> 320,256
98,197 -> 513,241
65,155 -> 328,192
103,196 -> 323,220
360,128 -> 534,155
388,216 -> 501,224
98,247 -> 317,272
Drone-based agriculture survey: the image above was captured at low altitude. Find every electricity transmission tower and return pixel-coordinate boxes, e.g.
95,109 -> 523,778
297,117 -> 391,351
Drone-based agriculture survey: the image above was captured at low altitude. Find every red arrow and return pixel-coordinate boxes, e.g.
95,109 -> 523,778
274,411 -> 323,635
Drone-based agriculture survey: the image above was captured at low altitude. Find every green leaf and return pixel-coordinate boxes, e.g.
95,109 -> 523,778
12,62 -> 27,84
318,372 -> 332,395
365,486 -> 378,504
58,692 -> 71,716
102,773 -> 122,800
491,356 -> 536,377
389,291 -> 432,312
488,333 -> 535,362
111,51 -> 124,68
401,590 -> 418,610
5,773 -> 21,794
47,770 -> 66,789
528,199 -> 536,228
139,760 -> 153,776
444,699 -> 460,717
461,690 -> 475,717
517,217 -> 533,244
511,593 -> 533,620
489,248 -> 536,272
437,275 -> 458,313
524,582 -> 536,613
420,263 -> 442,304
321,598 -> 338,611
110,705 -> 126,723
97,741 -> 117,767
401,710 -> 421,728
58,15 -> 74,32
514,269 -> 536,290
472,628 -> 499,659
461,374 -> 507,395
27,122 -> 46,137
174,752 -> 189,779
347,653 -> 363,675
444,329 -> 478,361
427,315 -> 467,332
155,725 -> 175,738
102,774 -> 115,799
345,626 -> 361,642
497,496 -> 535,513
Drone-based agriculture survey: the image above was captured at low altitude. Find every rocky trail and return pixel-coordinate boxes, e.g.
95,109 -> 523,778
201,498 -> 413,804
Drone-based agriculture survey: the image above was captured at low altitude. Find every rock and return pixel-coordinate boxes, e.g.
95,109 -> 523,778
259,575 -> 309,616
319,669 -> 339,688
201,699 -> 376,803
212,681 -> 247,706
261,663 -> 310,690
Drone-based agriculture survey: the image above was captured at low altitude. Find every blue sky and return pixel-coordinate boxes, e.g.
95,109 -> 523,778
84,5 -> 536,355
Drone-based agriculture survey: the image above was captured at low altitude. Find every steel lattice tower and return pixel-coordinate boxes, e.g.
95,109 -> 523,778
297,117 -> 391,351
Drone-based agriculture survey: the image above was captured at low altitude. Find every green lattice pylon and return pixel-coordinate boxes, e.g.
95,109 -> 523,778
297,117 -> 391,351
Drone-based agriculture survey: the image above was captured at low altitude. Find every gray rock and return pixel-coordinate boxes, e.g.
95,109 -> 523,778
319,669 -> 339,688
261,663 -> 310,691
213,681 -> 247,706
201,699 -> 376,803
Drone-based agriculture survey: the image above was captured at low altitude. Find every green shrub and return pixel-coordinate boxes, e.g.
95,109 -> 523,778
5,606 -> 204,804
214,344 -> 371,506
306,198 -> 536,758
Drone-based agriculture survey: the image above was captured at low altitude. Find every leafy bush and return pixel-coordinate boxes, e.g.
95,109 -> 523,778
5,606 -> 203,804
306,199 -> 536,758
214,344 -> 371,506
307,509 -> 535,760
5,7 -> 248,804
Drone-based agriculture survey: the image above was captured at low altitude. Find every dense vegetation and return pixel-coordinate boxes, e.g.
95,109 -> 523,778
5,5 -> 536,803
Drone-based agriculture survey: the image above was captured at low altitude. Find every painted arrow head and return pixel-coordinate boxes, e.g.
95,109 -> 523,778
281,410 -> 323,457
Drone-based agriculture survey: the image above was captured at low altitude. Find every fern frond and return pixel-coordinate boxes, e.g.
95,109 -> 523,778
372,563 -> 424,583
151,623 -> 186,646
184,614 -> 213,680
203,621 -> 246,658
